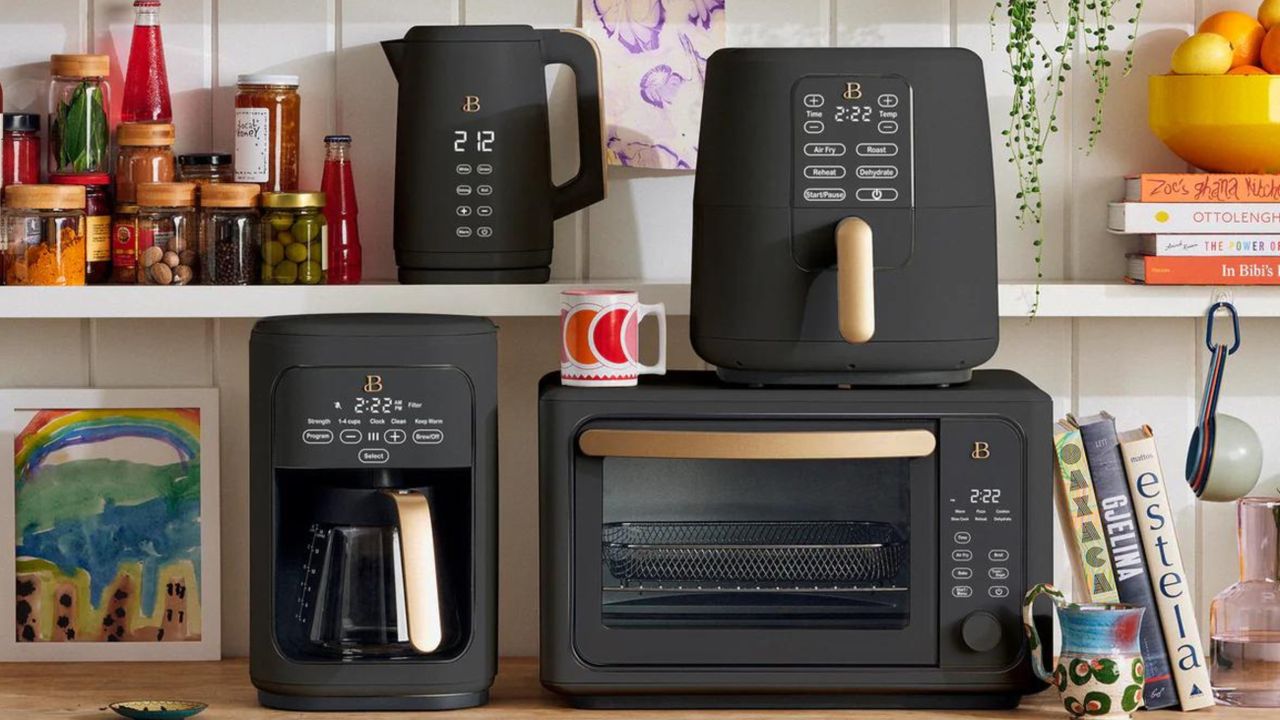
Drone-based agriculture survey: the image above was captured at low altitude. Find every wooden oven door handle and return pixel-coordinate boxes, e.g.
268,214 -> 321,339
383,489 -> 443,654
836,216 -> 875,344
578,429 -> 936,460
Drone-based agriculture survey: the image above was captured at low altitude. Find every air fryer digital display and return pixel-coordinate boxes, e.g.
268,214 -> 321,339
792,75 -> 913,209
451,128 -> 498,242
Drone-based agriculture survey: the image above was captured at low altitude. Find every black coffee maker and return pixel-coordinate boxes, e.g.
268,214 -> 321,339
249,314 -> 497,710
383,26 -> 606,284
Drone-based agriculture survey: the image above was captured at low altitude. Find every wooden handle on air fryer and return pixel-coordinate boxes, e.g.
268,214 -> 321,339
384,490 -> 443,654
836,217 -> 875,343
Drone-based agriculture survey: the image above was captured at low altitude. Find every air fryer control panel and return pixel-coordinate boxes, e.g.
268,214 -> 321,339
272,366 -> 473,469
792,75 -> 913,209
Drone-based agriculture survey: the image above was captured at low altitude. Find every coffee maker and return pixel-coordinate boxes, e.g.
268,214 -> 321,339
249,314 -> 497,710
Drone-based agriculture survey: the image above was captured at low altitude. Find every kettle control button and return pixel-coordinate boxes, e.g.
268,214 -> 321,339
803,165 -> 845,180
477,226 -> 494,238
477,206 -> 493,217
954,531 -> 972,545
803,120 -> 825,134
989,585 -> 1010,599
477,163 -> 493,175
477,184 -> 493,196
961,611 -> 1004,652
455,163 -> 472,175
855,142 -> 898,157
339,429 -> 362,445
855,187 -> 898,202
803,142 -> 846,157
803,93 -> 825,108
877,120 -> 899,134
384,429 -> 406,445
878,93 -> 899,108
455,226 -> 473,237
358,448 -> 390,465
302,429 -> 333,445
456,206 -> 472,217
413,429 -> 445,445
456,184 -> 472,196
989,549 -> 1010,562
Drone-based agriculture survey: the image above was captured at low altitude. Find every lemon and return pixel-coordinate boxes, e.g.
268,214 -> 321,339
1171,33 -> 1235,74
1261,0 -> 1280,30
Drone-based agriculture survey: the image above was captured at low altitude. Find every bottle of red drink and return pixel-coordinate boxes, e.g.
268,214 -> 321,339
321,134 -> 362,284
121,0 -> 172,123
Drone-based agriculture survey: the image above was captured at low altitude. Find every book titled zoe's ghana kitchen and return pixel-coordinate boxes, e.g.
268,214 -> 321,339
1070,412 -> 1177,710
1118,425 -> 1214,711
1052,421 -> 1120,603
1125,173 -> 1280,203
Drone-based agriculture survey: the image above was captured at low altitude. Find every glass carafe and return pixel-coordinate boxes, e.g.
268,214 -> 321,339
1210,497 -> 1280,706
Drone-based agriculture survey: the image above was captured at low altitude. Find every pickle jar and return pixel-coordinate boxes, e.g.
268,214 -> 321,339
2,184 -> 87,286
136,182 -> 198,286
261,192 -> 326,285
200,182 -> 261,285
234,75 -> 300,193
48,54 -> 111,175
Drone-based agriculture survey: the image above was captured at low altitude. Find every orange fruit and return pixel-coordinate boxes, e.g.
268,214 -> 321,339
1200,11 -> 1266,67
1260,0 -> 1280,31
1264,26 -> 1280,72
1228,64 -> 1269,74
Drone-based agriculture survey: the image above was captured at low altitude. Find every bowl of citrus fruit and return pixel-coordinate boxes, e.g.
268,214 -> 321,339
1150,1 -> 1280,172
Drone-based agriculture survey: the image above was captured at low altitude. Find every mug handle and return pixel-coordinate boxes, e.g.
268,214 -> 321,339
635,302 -> 667,376
1022,582 -> 1064,685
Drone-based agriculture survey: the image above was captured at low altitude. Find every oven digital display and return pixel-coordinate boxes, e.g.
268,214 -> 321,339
832,105 -> 873,123
969,488 -> 1003,505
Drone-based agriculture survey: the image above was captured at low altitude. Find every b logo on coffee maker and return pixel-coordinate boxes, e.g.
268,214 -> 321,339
462,95 -> 481,113
363,375 -> 384,393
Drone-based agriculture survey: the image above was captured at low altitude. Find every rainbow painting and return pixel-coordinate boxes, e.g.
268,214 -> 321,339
14,408 -> 203,644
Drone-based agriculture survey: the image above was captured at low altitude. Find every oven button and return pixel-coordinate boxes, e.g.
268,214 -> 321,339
954,531 -> 972,545
961,611 -> 1004,653
951,585 -> 973,598
951,549 -> 973,562
952,567 -> 973,580
989,548 -> 1010,562
989,585 -> 1010,598
989,567 -> 1009,580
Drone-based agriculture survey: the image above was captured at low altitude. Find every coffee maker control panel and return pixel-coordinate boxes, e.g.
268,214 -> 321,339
273,366 -> 473,469
792,75 -> 913,209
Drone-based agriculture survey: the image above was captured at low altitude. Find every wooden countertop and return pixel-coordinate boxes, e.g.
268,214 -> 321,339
0,657 -> 1269,719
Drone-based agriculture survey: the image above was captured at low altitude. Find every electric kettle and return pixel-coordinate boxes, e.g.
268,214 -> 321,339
383,26 -> 606,284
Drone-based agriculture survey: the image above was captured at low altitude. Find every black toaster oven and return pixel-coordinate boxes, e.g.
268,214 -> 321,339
539,371 -> 1052,709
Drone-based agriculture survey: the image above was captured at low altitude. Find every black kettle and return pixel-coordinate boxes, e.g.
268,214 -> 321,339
383,26 -> 606,284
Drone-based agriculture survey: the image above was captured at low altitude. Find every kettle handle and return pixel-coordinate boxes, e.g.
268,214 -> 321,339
540,29 -> 607,219
836,217 -> 875,343
383,489 -> 443,654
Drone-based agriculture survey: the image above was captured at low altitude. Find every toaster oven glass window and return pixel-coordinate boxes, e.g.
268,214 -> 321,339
599,456 -> 912,629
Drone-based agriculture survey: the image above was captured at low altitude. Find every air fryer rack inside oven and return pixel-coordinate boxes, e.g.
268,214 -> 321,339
601,520 -> 907,587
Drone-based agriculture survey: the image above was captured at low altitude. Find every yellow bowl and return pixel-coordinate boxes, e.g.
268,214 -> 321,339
1149,74 -> 1280,173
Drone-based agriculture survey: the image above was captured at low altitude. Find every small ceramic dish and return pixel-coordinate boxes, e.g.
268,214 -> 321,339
107,700 -> 208,720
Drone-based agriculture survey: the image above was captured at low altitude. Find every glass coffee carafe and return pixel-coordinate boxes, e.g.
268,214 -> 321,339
1210,496 -> 1280,706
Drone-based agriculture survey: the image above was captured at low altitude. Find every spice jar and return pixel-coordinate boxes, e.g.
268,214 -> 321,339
136,182 -> 198,285
51,173 -> 112,283
115,122 -> 176,203
48,54 -> 111,175
200,183 -> 260,285
3,114 -> 41,187
3,184 -> 87,286
111,204 -> 140,283
261,192 -> 326,285
178,153 -> 234,186
234,74 -> 300,193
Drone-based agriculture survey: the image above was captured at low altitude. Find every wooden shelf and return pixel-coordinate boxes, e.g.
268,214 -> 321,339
0,657 -> 1263,718
0,281 -> 1275,319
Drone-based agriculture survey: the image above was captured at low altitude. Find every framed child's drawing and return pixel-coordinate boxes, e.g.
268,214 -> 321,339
0,389 -> 220,661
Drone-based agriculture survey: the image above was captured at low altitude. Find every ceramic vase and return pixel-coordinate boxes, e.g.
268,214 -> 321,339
1022,583 -> 1146,719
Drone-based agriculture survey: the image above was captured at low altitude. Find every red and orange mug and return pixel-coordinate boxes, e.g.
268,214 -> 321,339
560,289 -> 667,386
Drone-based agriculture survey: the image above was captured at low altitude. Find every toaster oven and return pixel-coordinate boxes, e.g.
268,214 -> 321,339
539,370 -> 1053,709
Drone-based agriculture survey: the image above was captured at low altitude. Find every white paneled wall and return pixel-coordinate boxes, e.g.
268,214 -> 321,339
2,0 -> 1278,659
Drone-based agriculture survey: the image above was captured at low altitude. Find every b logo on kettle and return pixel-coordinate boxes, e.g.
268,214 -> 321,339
462,95 -> 481,113
363,375 -> 384,393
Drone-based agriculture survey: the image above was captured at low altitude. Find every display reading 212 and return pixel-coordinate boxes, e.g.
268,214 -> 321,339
454,130 -> 495,152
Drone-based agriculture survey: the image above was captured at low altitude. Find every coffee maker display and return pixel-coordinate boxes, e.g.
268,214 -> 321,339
383,25 -> 606,284
249,314 -> 497,711
691,48 -> 1000,385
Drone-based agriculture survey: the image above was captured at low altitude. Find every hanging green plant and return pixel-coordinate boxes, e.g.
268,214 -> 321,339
991,0 -> 1145,314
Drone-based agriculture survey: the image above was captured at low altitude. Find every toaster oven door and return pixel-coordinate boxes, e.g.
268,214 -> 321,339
571,420 -> 938,667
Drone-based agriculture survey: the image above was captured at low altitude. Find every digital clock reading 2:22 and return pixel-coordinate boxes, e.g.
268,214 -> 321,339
833,105 -> 873,123
454,130 -> 495,152
353,396 -> 406,414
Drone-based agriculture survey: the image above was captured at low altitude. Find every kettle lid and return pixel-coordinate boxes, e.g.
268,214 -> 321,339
399,24 -> 539,43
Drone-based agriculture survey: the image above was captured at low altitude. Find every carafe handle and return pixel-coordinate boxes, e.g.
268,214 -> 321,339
383,490 -> 443,654
540,29 -> 606,219
1021,582 -> 1065,684
836,217 -> 874,343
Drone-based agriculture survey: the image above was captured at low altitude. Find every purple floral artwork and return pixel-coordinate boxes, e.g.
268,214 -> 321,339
583,0 -> 727,170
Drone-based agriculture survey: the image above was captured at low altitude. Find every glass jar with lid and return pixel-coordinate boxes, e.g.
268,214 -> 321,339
200,182 -> 261,285
261,192 -> 326,285
48,54 -> 111,175
2,184 -> 87,286
111,203 -> 141,283
179,153 -> 234,186
3,113 -> 41,187
136,181 -> 198,285
234,75 -> 300,193
50,173 -> 112,283
116,122 -> 176,203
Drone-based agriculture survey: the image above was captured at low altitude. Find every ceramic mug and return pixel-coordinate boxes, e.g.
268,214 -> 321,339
1023,583 -> 1146,720
561,289 -> 666,386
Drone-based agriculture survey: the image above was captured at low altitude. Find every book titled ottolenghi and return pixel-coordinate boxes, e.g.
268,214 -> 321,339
1071,413 -> 1177,710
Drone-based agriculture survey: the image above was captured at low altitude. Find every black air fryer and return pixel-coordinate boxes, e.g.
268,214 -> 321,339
691,48 -> 999,385
249,314 -> 497,710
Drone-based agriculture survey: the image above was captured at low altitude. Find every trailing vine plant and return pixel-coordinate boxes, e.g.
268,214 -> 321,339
991,0 -> 1145,314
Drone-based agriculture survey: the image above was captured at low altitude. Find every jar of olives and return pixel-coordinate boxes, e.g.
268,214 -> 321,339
136,182 -> 198,285
261,192 -> 326,285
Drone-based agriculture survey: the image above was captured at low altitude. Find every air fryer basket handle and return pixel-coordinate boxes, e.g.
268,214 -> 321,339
383,489 -> 443,654
836,217 -> 875,343
541,29 -> 606,219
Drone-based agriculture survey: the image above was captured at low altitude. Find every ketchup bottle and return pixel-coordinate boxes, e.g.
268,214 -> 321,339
121,0 -> 173,123
320,134 -> 362,284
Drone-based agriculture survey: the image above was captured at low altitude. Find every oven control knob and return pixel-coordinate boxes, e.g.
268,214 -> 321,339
961,611 -> 1004,652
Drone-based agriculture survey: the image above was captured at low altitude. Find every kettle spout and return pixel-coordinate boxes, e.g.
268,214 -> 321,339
382,40 -> 405,79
